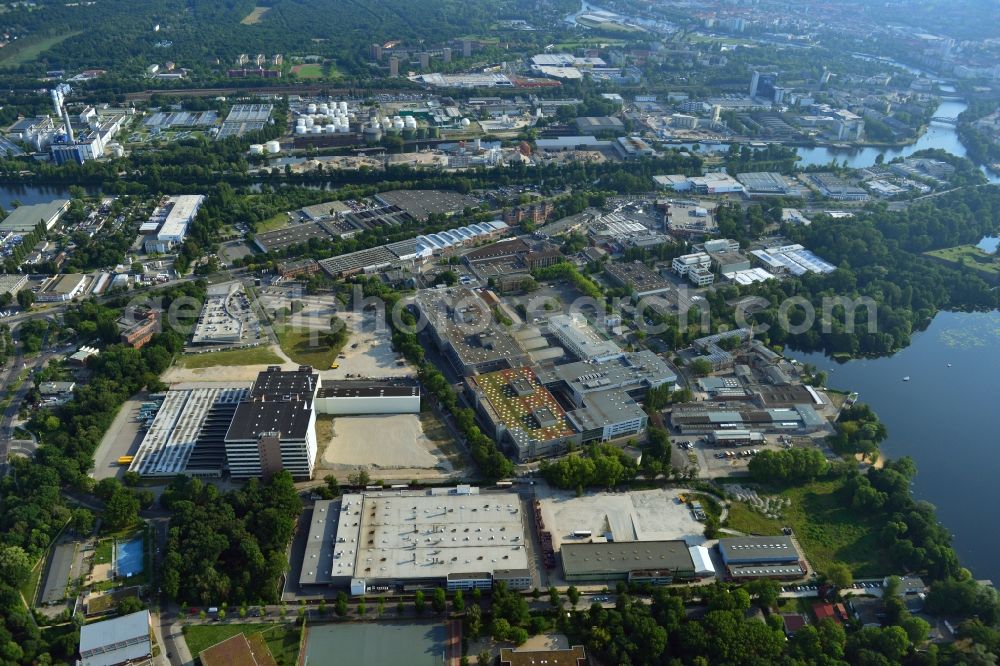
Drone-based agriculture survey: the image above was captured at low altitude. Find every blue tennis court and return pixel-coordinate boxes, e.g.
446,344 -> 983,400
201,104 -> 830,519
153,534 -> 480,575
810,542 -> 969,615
115,537 -> 144,578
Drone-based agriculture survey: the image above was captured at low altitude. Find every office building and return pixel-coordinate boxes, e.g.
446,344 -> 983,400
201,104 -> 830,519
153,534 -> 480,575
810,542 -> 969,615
672,252 -> 711,276
417,287 -> 528,376
224,366 -> 319,479
547,313 -> 623,362
465,367 -> 578,461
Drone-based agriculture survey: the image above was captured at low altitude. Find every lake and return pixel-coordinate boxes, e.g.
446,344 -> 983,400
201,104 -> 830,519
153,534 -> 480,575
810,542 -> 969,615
791,310 -> 1000,583
0,184 -> 80,211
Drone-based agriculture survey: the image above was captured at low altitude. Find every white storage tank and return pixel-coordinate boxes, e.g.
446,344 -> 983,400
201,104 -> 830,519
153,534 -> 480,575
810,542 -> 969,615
392,117 -> 404,129
296,116 -> 307,126
295,126 -> 308,135
109,143 -> 125,158
305,117 -> 315,128
249,143 -> 265,155
312,126 -> 323,134
306,103 -> 317,114
461,117 -> 471,126
381,117 -> 392,129
325,124 -> 337,133
319,103 -> 329,113
339,101 -> 348,112
265,140 -> 281,154
337,123 -> 349,133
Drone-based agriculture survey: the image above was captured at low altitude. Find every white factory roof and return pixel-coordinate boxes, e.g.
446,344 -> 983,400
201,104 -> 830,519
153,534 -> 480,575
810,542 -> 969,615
330,491 -> 528,582
689,545 -> 716,576
158,194 -> 205,240
548,313 -> 623,362
79,610 -> 151,666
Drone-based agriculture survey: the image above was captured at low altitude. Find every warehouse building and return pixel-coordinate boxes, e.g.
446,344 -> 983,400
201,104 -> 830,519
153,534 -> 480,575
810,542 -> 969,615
224,366 -> 319,479
37,273 -> 87,302
718,536 -> 806,581
561,540 -> 695,584
314,379 -> 420,415
604,261 -> 672,299
575,116 -> 625,133
253,220 -> 340,253
373,189 -> 479,220
142,195 -> 205,253
0,199 -> 69,232
668,403 -> 825,434
736,172 -> 796,197
78,610 -> 152,666
301,488 -> 530,594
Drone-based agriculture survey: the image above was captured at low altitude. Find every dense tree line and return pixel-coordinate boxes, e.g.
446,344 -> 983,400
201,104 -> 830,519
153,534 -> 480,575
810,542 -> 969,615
160,473 -> 301,605
747,447 -> 830,483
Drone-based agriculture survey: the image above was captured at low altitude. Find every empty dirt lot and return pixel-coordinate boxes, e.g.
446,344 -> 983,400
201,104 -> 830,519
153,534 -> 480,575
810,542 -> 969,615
316,413 -> 467,480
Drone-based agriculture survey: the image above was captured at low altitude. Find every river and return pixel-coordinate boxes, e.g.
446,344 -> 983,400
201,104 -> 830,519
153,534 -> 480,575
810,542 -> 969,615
687,97 -> 1000,183
791,310 -> 1000,583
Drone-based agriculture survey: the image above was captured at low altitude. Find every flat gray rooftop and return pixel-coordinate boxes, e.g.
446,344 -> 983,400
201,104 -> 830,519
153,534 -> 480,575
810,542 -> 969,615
331,491 -> 528,582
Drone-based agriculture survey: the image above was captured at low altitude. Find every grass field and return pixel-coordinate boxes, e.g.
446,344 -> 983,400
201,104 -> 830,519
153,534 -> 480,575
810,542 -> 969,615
183,623 -> 299,666
291,63 -> 324,79
274,325 -> 345,369
255,213 -> 291,233
0,31 -> 81,67
724,479 -> 892,577
93,540 -> 112,565
178,347 -> 283,369
20,556 -> 45,606
925,244 -> 1000,277
240,6 -> 271,25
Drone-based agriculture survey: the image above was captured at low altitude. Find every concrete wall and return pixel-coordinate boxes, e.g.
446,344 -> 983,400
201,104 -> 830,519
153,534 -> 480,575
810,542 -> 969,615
314,395 -> 420,415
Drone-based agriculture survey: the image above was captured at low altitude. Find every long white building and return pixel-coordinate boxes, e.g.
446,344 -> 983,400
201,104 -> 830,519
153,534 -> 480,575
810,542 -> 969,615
143,195 -> 205,253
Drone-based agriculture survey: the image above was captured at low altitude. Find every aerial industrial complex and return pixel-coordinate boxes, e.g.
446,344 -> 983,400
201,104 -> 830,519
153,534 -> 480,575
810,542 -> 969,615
301,488 -> 531,595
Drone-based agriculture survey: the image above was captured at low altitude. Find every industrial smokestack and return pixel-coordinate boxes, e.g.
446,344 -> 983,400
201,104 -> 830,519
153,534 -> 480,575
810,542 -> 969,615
61,106 -> 75,143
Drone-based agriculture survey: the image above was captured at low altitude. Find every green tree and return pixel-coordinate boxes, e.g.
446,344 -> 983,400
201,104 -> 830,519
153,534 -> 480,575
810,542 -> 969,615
566,585 -> 580,608
827,562 -> 853,589
335,592 -> 348,617
71,508 -> 95,535
432,587 -> 447,614
452,589 -> 465,613
414,590 -> 426,614
0,546 -> 32,588
103,487 -> 139,531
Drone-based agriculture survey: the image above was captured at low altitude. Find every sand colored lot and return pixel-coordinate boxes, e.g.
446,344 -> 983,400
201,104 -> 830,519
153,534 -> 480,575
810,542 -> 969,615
320,414 -> 449,470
